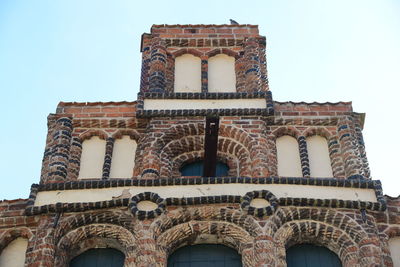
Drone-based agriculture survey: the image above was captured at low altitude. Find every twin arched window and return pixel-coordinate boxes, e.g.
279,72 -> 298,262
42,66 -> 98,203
276,135 -> 333,177
174,53 -> 236,93
78,135 -> 137,179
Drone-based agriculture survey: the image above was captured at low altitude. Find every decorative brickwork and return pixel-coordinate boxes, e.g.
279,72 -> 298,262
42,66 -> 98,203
1,23 -> 399,267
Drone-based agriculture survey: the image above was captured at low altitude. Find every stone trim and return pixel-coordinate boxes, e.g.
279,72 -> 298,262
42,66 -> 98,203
25,177 -> 387,216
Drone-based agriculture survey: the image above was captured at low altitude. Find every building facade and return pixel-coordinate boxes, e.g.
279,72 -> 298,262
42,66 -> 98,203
1,24 -> 400,267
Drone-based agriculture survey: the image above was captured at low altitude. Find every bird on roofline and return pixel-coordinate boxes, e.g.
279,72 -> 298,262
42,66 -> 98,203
230,19 -> 239,25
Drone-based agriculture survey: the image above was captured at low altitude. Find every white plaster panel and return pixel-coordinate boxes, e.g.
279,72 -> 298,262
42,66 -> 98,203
143,99 -> 266,110
0,237 -> 28,267
389,237 -> 400,267
208,54 -> 236,92
34,184 -> 377,206
78,136 -> 106,179
137,201 -> 158,211
174,54 -> 201,92
307,135 -> 333,177
276,135 -> 303,177
109,136 -> 136,178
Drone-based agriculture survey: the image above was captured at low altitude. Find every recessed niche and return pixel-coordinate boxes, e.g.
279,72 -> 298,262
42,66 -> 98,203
136,200 -> 158,211
250,198 -> 270,208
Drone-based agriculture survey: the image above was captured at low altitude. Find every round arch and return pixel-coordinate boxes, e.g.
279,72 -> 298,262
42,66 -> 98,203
55,223 -> 136,267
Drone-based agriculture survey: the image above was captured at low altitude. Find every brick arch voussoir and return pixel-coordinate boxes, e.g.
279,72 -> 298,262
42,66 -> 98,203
151,206 -> 262,239
157,122 -> 205,151
266,208 -> 368,244
172,48 -> 203,58
0,227 -> 33,254
384,225 -> 400,239
78,129 -> 109,141
111,129 -> 141,141
159,135 -> 204,177
274,220 -> 361,267
302,127 -> 333,140
54,223 -> 136,267
206,48 -> 240,60
272,126 -> 302,140
54,211 -> 134,244
219,125 -> 256,154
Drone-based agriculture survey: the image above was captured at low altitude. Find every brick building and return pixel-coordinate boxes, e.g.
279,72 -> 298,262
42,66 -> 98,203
0,24 -> 400,266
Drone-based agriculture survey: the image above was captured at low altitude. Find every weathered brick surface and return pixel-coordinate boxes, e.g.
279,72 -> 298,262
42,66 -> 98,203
1,24 -> 399,267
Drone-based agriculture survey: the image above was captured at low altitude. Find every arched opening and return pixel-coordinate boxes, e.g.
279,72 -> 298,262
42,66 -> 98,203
276,135 -> 302,177
179,160 -> 229,177
286,244 -> 342,267
174,54 -> 201,92
208,54 -> 236,92
389,237 -> 400,267
78,136 -> 106,179
306,135 -> 333,177
0,237 -> 28,267
70,248 -> 125,267
168,244 -> 242,267
109,135 -> 137,178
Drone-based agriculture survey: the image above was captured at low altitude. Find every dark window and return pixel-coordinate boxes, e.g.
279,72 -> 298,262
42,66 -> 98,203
168,244 -> 242,267
70,248 -> 125,267
286,244 -> 342,267
180,161 -> 229,177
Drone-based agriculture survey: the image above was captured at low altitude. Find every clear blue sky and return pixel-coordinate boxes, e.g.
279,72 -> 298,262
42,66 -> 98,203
1,0 -> 399,199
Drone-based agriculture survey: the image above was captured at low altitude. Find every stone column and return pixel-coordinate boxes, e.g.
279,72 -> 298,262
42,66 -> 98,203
47,117 -> 73,183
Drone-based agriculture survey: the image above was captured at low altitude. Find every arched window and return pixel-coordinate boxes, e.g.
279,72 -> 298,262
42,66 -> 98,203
168,244 -> 242,267
78,136 -> 106,179
208,54 -> 236,92
180,160 -> 229,177
276,135 -> 302,177
70,248 -> 125,267
389,237 -> 400,267
0,237 -> 28,267
286,244 -> 342,267
174,54 -> 201,92
306,135 -> 333,177
109,136 -> 137,178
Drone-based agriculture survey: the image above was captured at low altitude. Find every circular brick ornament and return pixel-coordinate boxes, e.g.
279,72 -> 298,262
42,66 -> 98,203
129,192 -> 166,220
241,190 -> 278,217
